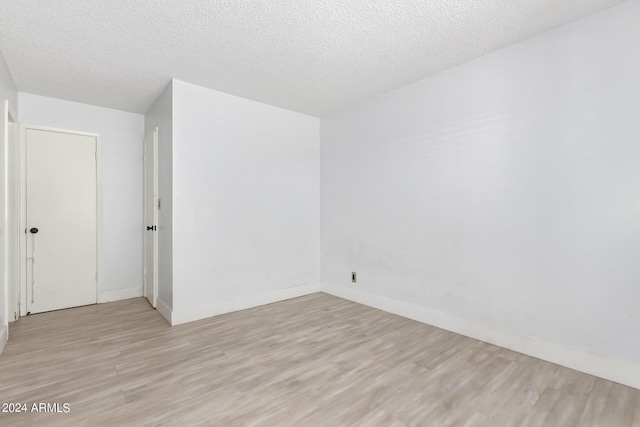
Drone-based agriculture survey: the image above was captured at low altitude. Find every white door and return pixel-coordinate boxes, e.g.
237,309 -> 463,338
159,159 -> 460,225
25,128 -> 98,314
143,128 -> 158,308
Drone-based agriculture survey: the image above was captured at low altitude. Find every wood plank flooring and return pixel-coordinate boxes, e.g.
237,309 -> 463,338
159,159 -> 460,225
0,293 -> 638,426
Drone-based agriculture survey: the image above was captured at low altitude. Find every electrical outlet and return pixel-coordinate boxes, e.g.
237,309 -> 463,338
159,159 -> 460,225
352,272 -> 357,283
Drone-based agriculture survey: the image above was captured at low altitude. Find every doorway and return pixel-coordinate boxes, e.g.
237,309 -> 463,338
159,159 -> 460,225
22,126 -> 101,314
5,103 -> 18,325
143,128 -> 158,308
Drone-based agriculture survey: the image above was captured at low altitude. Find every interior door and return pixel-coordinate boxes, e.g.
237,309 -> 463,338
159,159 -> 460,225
25,128 -> 98,314
143,128 -> 158,308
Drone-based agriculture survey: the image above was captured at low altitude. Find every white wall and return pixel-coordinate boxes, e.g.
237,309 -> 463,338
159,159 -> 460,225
144,82 -> 173,311
19,93 -> 145,298
171,80 -> 320,315
0,50 -> 18,349
321,0 -> 640,369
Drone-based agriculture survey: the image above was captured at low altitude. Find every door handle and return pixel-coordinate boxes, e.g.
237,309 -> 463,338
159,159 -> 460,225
30,227 -> 39,234
146,226 -> 156,231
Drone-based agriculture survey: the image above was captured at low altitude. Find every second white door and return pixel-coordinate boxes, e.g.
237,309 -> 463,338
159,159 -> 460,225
143,128 -> 158,308
25,127 -> 98,314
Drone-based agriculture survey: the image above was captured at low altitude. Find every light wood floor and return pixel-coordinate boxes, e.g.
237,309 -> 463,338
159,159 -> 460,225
0,294 -> 638,426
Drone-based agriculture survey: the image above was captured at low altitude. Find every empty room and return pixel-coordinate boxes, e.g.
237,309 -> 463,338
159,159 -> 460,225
0,0 -> 639,425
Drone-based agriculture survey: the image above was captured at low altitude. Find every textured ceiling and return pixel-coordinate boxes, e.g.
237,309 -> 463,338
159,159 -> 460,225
0,0 -> 627,116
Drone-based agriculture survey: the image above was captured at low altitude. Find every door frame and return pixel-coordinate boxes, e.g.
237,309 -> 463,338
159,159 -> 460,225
4,101 -> 18,327
3,100 -> 18,338
19,124 -> 103,316
143,127 -> 158,308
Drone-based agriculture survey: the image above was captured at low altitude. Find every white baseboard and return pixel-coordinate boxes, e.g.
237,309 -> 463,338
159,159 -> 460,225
320,282 -> 640,390
171,282 -> 321,326
100,286 -> 143,303
156,298 -> 172,325
0,326 -> 7,355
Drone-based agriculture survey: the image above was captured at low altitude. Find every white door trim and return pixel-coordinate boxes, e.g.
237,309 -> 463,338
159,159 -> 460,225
3,100 -> 13,337
4,102 -> 18,327
19,124 -> 102,315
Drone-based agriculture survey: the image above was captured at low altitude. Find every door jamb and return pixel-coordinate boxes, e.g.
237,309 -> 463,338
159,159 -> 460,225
19,124 -> 102,315
5,103 -> 18,327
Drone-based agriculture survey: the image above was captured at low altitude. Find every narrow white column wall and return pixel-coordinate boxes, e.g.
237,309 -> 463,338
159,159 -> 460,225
170,80 -> 320,323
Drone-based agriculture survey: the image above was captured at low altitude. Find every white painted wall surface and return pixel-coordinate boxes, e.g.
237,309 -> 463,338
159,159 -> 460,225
144,82 -> 173,310
321,1 -> 640,365
19,93 -> 145,296
172,80 -> 320,311
0,51 -> 18,345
